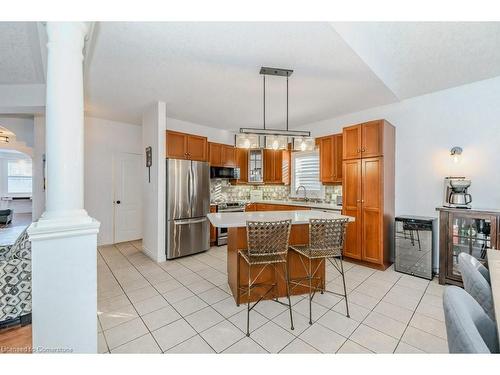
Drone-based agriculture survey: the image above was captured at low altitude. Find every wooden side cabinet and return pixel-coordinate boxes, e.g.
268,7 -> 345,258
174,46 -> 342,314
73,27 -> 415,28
342,119 -> 395,268
317,134 -> 342,184
166,130 -> 208,161
437,207 -> 499,286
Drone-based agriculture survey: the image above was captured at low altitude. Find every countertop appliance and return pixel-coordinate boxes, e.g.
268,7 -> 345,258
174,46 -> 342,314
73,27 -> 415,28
166,159 -> 210,259
210,166 -> 240,180
394,216 -> 436,280
216,202 -> 246,246
443,177 -> 472,209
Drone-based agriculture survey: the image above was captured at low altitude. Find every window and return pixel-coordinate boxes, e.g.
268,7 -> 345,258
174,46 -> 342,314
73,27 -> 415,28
290,150 -> 324,199
8,159 -> 32,194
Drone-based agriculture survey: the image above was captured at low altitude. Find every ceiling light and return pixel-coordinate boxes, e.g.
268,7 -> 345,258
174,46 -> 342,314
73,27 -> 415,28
235,67 -> 311,150
265,135 -> 287,150
235,133 -> 259,149
293,137 -> 315,152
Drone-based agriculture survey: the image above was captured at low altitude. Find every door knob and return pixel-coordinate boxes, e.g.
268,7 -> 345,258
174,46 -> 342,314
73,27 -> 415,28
116,200 -> 121,204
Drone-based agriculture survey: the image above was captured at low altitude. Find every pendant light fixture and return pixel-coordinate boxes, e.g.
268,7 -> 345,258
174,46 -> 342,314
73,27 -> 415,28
235,67 -> 315,151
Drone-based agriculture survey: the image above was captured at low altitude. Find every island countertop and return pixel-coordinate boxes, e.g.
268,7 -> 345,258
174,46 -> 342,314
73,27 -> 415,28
207,209 -> 354,228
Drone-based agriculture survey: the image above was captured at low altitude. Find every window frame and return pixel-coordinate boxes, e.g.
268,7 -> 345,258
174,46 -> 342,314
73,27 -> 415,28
289,150 -> 325,199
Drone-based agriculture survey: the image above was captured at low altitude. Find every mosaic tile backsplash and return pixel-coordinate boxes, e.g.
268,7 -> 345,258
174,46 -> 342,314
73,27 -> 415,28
210,179 -> 341,204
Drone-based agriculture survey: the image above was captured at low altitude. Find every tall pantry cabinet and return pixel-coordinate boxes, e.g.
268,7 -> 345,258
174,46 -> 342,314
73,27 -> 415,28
342,120 -> 395,268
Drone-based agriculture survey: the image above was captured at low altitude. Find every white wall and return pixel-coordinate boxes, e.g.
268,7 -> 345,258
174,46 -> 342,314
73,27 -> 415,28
33,115 -> 46,221
0,115 -> 35,148
142,102 -> 166,262
298,76 -> 500,218
167,117 -> 234,145
84,116 -> 142,246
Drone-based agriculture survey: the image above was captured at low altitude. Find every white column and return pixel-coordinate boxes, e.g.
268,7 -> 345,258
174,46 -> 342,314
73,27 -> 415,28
43,22 -> 89,223
28,22 -> 100,354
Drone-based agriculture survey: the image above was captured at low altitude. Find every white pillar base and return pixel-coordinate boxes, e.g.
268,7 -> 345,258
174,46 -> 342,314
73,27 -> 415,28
28,216 -> 100,353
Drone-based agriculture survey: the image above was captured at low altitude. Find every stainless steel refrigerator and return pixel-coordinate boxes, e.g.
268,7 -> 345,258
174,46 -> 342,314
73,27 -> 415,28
166,159 -> 210,259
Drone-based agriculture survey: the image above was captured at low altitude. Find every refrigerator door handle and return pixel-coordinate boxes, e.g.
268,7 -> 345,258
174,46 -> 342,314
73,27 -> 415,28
190,162 -> 194,215
174,218 -> 208,225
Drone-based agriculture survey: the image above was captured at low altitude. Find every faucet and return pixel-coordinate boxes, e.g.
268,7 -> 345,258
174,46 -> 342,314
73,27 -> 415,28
296,185 -> 308,201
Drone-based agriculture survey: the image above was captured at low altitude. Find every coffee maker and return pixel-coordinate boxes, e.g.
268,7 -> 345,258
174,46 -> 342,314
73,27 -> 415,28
443,177 -> 472,208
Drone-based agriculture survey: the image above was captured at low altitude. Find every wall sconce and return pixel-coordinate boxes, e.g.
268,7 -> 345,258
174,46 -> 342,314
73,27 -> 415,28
450,146 -> 462,164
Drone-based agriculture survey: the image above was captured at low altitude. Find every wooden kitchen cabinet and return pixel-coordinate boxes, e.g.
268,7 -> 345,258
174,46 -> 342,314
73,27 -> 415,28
222,145 -> 237,167
208,142 -> 223,166
342,120 -> 395,268
343,120 -> 384,160
210,204 -> 217,245
263,149 -> 288,184
209,142 -> 237,167
166,130 -> 208,161
235,148 -> 249,184
317,134 -> 342,184
342,159 -> 362,260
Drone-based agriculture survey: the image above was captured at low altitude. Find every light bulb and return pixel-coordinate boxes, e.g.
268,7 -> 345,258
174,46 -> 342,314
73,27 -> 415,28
300,140 -> 307,151
243,139 -> 251,148
272,140 -> 279,150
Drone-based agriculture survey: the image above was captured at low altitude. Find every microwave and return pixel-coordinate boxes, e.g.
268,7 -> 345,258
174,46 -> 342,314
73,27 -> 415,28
210,166 -> 240,179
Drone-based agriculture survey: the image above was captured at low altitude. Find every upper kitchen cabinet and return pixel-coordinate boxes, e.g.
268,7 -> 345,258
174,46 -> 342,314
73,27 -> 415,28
343,120 -> 387,160
166,130 -> 208,161
209,142 -> 237,167
317,134 -> 342,184
263,149 -> 288,184
235,148 -> 248,184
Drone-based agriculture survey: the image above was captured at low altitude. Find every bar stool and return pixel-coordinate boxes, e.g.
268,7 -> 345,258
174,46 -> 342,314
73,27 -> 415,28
289,218 -> 350,324
238,219 -> 294,336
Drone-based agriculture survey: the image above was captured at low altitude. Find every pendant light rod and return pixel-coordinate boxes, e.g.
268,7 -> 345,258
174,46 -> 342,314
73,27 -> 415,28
286,73 -> 289,131
263,75 -> 266,130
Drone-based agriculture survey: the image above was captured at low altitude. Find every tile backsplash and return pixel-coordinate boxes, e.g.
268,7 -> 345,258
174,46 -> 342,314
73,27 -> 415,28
210,179 -> 341,204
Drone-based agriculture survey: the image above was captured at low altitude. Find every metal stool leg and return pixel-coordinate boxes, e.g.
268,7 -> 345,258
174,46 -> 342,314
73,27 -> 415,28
284,262 -> 294,331
339,255 -> 350,318
308,257 -> 313,325
246,264 -> 251,337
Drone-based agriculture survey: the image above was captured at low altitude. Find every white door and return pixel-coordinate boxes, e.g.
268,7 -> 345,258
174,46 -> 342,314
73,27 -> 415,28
113,152 -> 143,243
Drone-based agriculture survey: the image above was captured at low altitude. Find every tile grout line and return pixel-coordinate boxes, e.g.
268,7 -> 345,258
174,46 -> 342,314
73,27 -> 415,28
98,244 -> 167,353
127,242 -> 270,353
124,241 -> 218,353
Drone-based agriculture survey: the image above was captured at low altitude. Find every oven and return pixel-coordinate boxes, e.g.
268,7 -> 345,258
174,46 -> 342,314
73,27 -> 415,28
216,202 -> 246,246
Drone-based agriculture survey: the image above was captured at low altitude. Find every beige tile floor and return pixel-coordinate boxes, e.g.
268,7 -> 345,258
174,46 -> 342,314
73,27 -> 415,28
97,241 -> 448,354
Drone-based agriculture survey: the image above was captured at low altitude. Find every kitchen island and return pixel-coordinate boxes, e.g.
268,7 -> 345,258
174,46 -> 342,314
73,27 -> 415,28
208,210 -> 354,304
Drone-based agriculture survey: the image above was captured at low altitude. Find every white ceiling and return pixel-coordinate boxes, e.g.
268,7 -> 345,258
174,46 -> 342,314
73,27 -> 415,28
332,22 -> 500,99
0,22 -> 45,84
2,22 -> 500,130
85,22 -> 398,128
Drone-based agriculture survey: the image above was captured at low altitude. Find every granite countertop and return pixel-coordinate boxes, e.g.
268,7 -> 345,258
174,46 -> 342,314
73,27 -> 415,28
207,210 -> 354,228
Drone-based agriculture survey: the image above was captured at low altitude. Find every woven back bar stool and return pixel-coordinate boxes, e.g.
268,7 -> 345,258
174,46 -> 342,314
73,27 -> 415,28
238,219 -> 294,336
289,218 -> 350,324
